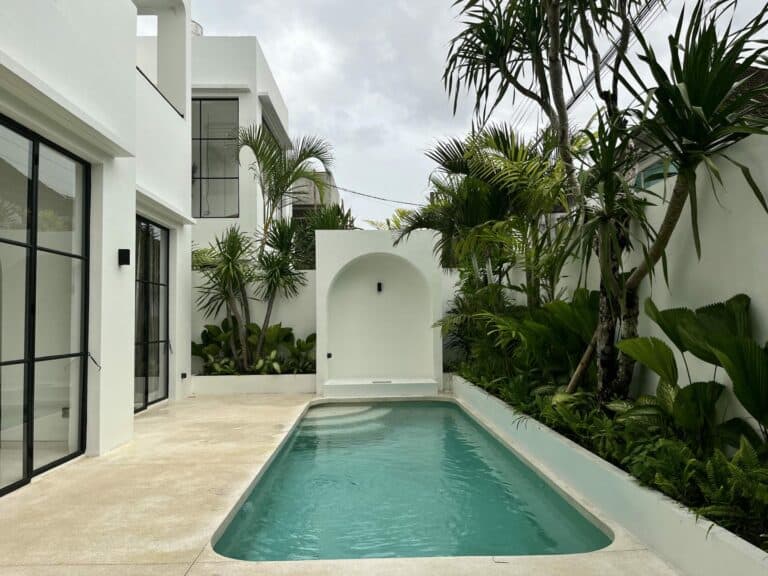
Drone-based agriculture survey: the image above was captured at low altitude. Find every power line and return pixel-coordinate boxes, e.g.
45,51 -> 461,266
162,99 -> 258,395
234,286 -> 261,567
331,184 -> 426,207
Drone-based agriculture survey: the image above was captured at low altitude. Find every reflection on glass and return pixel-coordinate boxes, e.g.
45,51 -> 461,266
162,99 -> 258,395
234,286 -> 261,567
0,243 -> 27,362
134,344 -> 145,411
0,124 -> 31,243
147,342 -> 168,404
33,357 -> 81,470
201,180 -> 238,218
0,364 -> 25,489
37,144 -> 84,256
134,219 -> 169,411
201,140 -> 238,178
35,252 -> 82,358
200,100 -> 237,139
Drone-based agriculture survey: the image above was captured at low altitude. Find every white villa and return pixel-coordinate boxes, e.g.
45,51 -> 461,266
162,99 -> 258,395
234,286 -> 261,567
0,2 -> 766,576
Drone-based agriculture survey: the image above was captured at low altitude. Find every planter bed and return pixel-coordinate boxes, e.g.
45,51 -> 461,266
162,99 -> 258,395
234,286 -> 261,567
451,375 -> 768,576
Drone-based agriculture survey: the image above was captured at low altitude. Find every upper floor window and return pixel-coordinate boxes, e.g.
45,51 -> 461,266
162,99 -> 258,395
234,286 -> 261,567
192,99 -> 239,218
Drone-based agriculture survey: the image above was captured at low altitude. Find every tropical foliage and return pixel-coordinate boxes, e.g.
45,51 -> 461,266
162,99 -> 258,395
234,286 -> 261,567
192,319 -> 316,375
193,127 -> 334,374
412,0 -> 768,551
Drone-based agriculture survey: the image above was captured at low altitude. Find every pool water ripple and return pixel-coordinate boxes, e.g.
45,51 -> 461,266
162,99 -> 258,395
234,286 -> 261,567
215,401 -> 611,561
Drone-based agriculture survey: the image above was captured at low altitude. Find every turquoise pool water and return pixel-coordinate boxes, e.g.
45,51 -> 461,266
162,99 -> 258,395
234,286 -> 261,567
214,401 -> 611,561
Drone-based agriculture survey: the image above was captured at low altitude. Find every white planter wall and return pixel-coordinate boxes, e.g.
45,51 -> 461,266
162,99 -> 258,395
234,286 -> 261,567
191,374 -> 315,395
452,376 -> 768,576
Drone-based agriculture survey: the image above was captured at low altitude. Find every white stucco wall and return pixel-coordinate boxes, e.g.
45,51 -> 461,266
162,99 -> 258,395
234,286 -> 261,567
629,135 -> 768,428
315,230 -> 443,393
0,0 -> 194,460
0,0 -> 137,157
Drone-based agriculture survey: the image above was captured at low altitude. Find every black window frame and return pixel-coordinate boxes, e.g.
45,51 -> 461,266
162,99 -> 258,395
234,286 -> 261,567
192,98 -> 240,219
134,216 -> 170,413
0,112 -> 90,497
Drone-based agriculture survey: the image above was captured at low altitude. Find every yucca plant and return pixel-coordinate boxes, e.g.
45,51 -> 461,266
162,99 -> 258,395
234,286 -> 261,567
252,219 -> 307,361
622,0 -> 768,289
193,226 -> 256,372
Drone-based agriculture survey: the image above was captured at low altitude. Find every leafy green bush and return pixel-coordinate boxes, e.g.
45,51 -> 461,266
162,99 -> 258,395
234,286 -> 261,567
192,319 -> 316,375
458,291 -> 768,551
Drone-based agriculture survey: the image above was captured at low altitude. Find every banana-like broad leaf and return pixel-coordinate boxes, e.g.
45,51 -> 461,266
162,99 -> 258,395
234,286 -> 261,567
712,337 -> 768,429
644,298 -> 695,354
696,294 -> 752,339
672,381 -> 724,434
618,337 -> 678,386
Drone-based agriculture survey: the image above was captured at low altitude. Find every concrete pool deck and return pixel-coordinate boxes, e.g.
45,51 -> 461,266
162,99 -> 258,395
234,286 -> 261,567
0,395 -> 680,575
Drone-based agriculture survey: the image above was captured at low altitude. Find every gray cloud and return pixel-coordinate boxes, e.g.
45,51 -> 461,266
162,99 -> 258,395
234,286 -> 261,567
190,0 -> 766,223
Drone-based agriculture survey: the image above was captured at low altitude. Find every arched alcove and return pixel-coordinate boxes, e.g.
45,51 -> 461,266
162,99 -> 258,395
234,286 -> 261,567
326,252 -> 433,381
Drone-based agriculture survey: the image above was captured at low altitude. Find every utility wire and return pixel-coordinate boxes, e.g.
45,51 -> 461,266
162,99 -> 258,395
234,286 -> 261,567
330,184 -> 426,207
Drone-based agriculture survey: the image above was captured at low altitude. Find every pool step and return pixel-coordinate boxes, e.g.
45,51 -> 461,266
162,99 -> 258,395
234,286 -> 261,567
303,406 -> 392,429
322,379 -> 439,399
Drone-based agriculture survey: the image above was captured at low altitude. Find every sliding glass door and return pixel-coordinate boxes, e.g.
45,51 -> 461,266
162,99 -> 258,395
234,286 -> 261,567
134,218 -> 169,412
0,115 -> 88,496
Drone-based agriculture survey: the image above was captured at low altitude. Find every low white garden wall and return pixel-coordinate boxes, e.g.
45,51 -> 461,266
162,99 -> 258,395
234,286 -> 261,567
451,375 -> 768,576
191,374 -> 316,395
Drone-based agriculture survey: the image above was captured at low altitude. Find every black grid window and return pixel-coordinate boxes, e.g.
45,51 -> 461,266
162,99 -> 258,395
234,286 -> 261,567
0,113 -> 89,497
134,218 -> 169,412
192,99 -> 239,218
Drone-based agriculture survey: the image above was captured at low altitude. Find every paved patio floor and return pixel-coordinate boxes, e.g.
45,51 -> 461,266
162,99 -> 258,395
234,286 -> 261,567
0,395 -> 680,575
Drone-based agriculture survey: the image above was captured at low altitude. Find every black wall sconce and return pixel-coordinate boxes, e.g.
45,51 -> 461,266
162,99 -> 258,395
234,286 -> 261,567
377,282 -> 383,293
118,249 -> 131,266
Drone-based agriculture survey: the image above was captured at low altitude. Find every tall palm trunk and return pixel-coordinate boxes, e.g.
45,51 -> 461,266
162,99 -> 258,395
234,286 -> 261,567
228,291 -> 249,371
567,164 -> 698,393
254,292 -> 276,361
615,287 -> 639,395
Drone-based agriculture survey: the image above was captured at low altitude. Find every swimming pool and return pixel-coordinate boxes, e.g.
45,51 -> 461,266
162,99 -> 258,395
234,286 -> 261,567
214,401 -> 611,561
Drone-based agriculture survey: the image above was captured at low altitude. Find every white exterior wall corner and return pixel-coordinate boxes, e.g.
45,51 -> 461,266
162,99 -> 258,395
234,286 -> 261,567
135,1 -> 193,406
0,0 -> 137,158
631,135 -> 768,426
315,230 -> 444,394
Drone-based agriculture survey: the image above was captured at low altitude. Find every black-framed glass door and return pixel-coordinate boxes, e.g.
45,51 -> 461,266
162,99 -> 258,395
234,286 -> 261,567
0,114 -> 89,496
134,217 -> 169,412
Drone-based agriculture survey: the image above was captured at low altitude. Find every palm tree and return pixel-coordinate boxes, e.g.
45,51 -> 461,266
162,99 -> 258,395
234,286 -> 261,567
238,126 -> 334,247
252,218 -> 307,361
568,0 -> 768,397
295,203 -> 356,269
193,226 -> 256,372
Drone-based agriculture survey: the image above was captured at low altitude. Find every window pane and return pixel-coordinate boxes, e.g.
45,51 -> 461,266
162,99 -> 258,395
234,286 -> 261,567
191,100 -> 201,139
33,356 -> 81,470
201,100 -> 237,139
192,140 -> 201,180
147,285 -> 168,342
147,342 -> 168,403
192,178 -> 201,219
201,140 -> 238,178
135,282 -> 146,344
0,363 -> 25,489
0,242 -> 27,362
37,145 -> 85,256
35,252 -> 82,357
134,343 -> 145,410
146,224 -> 167,284
200,180 -> 238,218
135,220 -> 147,281
0,124 -> 32,244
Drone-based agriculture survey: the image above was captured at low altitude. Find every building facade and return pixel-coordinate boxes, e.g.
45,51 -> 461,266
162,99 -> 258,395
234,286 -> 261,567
0,0 -> 200,495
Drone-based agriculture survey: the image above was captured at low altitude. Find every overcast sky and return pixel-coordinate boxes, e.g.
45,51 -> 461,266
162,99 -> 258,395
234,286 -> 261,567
180,0 -> 763,225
